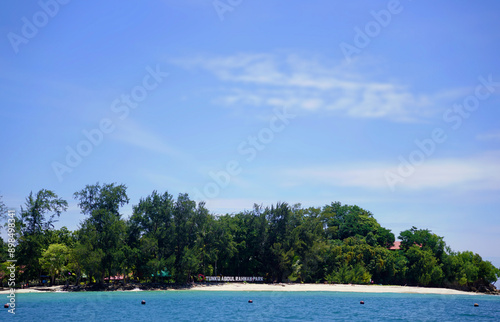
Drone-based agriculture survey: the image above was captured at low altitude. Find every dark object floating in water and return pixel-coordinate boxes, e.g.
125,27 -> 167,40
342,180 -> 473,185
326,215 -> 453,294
141,300 -> 146,305
474,303 -> 479,307
360,301 -> 365,304
248,300 -> 253,303
4,304 -> 8,308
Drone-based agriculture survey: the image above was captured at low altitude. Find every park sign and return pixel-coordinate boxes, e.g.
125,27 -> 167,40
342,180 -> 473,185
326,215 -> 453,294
205,276 -> 263,282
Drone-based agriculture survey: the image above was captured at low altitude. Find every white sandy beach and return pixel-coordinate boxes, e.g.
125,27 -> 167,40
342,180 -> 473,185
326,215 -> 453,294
0,283 -> 476,295
190,283 -> 476,295
0,286 -> 67,294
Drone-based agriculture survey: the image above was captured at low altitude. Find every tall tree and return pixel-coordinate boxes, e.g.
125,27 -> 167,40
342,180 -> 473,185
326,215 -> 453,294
129,191 -> 175,281
16,190 -> 67,282
172,194 -> 196,283
74,183 -> 129,282
170,194 -> 212,283
264,202 -> 294,282
74,182 -> 129,216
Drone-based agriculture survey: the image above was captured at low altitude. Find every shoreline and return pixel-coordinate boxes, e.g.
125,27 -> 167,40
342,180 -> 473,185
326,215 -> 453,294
0,283 -> 484,295
189,283 -> 479,295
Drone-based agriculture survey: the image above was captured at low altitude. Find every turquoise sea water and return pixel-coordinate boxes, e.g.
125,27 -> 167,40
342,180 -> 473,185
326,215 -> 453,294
2,290 -> 500,321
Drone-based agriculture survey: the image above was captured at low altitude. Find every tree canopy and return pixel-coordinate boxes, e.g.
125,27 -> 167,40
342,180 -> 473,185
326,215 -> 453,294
1,185 -> 499,292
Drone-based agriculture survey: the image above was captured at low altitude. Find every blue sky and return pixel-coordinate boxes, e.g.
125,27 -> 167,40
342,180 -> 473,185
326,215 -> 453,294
1,1 -> 500,267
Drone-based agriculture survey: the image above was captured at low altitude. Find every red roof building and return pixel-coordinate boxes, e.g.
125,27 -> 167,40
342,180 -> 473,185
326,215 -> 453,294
389,241 -> 422,250
389,241 -> 401,250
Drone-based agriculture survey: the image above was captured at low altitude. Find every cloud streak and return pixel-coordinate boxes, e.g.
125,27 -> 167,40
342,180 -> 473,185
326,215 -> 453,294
111,119 -> 183,159
172,53 -> 465,122
280,152 -> 500,191
476,130 -> 500,141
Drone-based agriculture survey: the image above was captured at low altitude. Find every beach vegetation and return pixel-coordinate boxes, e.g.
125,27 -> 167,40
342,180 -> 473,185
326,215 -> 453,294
1,184 -> 499,292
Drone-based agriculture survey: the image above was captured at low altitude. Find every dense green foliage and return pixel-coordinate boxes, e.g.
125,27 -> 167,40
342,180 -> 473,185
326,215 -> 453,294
1,187 -> 499,290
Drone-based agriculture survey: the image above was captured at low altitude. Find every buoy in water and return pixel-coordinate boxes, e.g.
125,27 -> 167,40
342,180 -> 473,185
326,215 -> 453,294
474,303 -> 479,307
141,300 -> 146,305
360,301 -> 365,305
4,304 -> 9,308
248,300 -> 253,303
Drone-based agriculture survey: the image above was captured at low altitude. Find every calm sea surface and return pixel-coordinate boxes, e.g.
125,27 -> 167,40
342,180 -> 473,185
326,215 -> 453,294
3,290 -> 500,321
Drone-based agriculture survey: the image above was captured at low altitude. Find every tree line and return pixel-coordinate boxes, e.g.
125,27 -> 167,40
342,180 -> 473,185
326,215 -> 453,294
0,183 -> 499,291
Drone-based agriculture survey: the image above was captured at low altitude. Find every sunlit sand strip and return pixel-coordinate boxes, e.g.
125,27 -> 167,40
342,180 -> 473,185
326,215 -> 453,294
189,283 -> 476,295
0,283 -> 477,295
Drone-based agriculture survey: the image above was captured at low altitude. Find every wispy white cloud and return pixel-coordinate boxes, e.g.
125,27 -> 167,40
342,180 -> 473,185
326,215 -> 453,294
280,151 -> 500,191
476,130 -> 500,141
172,53 -> 465,122
111,119 -> 183,159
